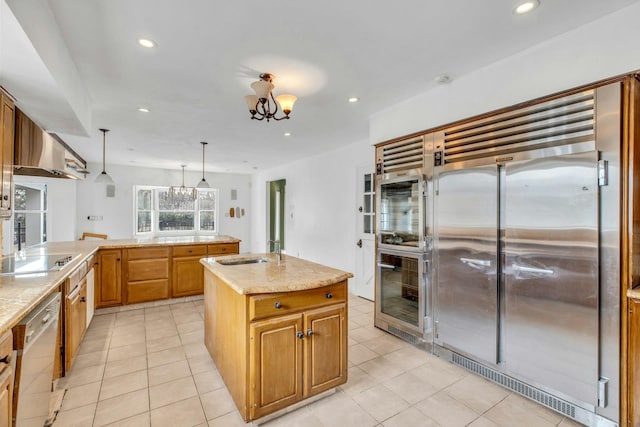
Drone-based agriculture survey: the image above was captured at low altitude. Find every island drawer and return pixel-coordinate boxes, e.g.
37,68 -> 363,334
173,245 -> 207,257
126,247 -> 170,260
248,282 -> 346,321
208,243 -> 239,255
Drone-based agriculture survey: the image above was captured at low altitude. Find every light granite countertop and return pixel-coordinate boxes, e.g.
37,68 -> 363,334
0,235 -> 240,336
201,253 -> 353,295
628,287 -> 640,300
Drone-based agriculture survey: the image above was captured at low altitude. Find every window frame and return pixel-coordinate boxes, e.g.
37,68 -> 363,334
133,185 -> 218,237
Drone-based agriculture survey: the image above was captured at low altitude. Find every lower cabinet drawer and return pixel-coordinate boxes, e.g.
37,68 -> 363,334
208,243 -> 239,255
127,280 -> 169,304
127,259 -> 169,281
248,282 -> 346,321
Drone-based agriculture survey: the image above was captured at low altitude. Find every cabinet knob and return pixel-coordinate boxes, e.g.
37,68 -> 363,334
326,292 -> 333,299
2,195 -> 7,201
296,331 -> 304,339
306,329 -> 314,337
274,302 -> 282,309
80,297 -> 86,303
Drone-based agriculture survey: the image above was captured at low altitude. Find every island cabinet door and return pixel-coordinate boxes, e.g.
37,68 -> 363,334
249,313 -> 303,420
303,304 -> 347,397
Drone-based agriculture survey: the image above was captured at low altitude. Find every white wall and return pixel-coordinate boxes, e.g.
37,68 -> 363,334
76,163 -> 253,252
2,175 -> 77,253
251,138 -> 373,288
370,2 -> 640,143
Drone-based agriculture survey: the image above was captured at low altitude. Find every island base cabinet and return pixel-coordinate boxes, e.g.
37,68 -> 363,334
249,304 -> 346,421
629,298 -> 640,425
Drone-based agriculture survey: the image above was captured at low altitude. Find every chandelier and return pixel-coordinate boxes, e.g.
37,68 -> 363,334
244,73 -> 297,122
169,165 -> 196,206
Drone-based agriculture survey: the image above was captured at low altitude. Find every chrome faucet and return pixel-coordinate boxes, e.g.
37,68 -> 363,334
268,239 -> 281,263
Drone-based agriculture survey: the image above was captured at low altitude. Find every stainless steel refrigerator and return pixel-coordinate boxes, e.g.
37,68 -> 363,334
433,84 -> 620,427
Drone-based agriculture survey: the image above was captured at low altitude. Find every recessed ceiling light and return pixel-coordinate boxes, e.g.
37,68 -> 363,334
138,38 -> 156,48
137,107 -> 150,113
435,74 -> 451,84
284,132 -> 292,137
514,1 -> 539,14
348,97 -> 359,103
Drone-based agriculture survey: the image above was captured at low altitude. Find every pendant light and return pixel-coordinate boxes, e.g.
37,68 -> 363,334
95,128 -> 114,183
196,141 -> 210,188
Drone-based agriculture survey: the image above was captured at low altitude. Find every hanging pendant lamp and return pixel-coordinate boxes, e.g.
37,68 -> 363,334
196,141 -> 210,189
95,128 -> 114,183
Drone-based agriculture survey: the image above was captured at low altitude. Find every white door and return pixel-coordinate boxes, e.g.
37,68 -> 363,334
354,165 -> 375,301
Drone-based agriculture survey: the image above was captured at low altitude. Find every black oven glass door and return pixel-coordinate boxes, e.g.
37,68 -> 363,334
378,252 -> 421,328
378,177 -> 423,250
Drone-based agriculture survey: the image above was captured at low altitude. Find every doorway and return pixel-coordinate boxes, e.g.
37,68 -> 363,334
355,166 -> 375,300
268,179 -> 285,252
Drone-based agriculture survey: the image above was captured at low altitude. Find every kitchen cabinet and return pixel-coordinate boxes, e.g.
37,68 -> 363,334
65,270 -> 87,371
0,331 -> 12,427
629,298 -> 640,426
0,93 -> 14,218
204,274 -> 347,422
124,247 -> 170,304
208,242 -> 239,256
95,249 -> 122,308
172,245 -> 207,297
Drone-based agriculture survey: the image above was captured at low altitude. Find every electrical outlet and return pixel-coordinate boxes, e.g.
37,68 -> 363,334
87,215 -> 103,221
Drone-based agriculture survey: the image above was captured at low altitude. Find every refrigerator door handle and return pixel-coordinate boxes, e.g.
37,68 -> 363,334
511,263 -> 554,275
460,257 -> 491,270
377,263 -> 396,269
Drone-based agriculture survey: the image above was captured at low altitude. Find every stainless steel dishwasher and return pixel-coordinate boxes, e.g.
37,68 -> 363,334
12,292 -> 61,427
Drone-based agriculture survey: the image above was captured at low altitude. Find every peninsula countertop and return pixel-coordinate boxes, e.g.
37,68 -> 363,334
201,253 -> 353,295
0,235 -> 240,337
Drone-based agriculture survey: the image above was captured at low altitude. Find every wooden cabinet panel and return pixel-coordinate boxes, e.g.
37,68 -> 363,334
303,304 -> 346,396
65,280 -> 87,371
127,259 -> 169,282
0,364 -> 11,427
208,243 -> 239,256
126,247 -> 170,260
96,249 -> 122,308
173,245 -> 207,257
249,313 -> 303,420
127,279 -> 169,304
172,256 -> 204,297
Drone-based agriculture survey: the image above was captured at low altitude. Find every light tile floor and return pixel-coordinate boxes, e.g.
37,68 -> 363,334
53,295 -> 584,427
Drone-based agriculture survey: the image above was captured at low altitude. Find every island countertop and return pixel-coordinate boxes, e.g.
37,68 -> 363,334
0,235 -> 240,337
201,253 -> 353,295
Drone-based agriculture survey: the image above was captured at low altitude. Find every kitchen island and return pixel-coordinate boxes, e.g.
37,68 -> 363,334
201,253 -> 352,423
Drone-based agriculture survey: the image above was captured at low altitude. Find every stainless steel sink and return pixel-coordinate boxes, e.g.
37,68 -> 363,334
217,258 -> 268,266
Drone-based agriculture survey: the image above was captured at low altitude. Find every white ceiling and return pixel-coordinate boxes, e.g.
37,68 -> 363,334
2,0 -> 639,174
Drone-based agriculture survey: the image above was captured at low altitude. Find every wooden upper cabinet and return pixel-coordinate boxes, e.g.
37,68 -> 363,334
96,249 -> 122,308
0,94 -> 14,217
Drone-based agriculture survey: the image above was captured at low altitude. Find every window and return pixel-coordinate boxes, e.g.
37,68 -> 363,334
134,186 -> 218,236
13,183 -> 47,250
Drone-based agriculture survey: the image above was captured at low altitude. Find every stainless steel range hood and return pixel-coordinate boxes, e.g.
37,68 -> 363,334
14,108 -> 88,180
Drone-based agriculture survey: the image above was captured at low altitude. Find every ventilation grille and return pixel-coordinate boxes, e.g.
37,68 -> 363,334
379,136 -> 424,174
387,325 -> 417,345
451,353 -> 576,419
443,90 -> 595,164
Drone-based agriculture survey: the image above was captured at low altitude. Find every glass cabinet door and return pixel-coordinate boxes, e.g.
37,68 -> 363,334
378,252 -> 420,327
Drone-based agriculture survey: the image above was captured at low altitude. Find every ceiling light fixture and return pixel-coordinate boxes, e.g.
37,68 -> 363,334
169,165 -> 197,205
284,132 -> 291,137
137,107 -> 150,113
197,142 -> 210,189
348,97 -> 359,103
244,73 -> 297,122
138,38 -> 156,48
514,1 -> 539,14
95,128 -> 114,183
